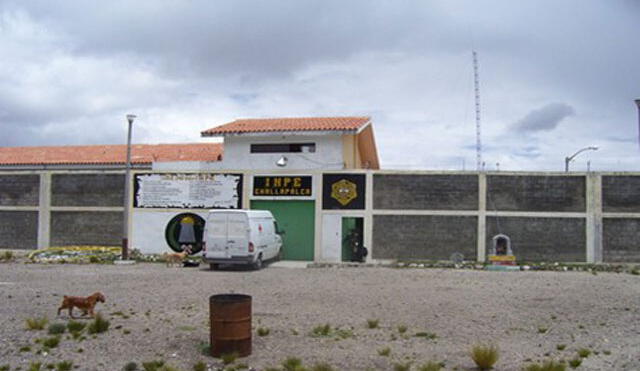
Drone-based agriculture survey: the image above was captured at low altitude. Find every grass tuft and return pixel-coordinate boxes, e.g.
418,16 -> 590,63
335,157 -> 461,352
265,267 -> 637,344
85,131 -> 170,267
470,344 -> 499,370
282,357 -> 305,371
366,319 -> 379,329
524,360 -> 566,371
48,323 -> 66,335
67,320 -> 86,333
311,324 -> 332,337
55,361 -> 73,371
29,362 -> 43,371
257,327 -> 270,336
556,344 -> 566,351
577,348 -> 591,358
192,361 -> 206,371
568,358 -> 581,369
398,325 -> 408,334
414,332 -> 437,340
42,336 -> 60,349
87,313 -> 110,334
26,316 -> 48,330
310,362 -> 334,371
378,347 -> 391,356
220,352 -> 239,365
141,360 -> 165,371
393,362 -> 411,371
418,362 -> 443,371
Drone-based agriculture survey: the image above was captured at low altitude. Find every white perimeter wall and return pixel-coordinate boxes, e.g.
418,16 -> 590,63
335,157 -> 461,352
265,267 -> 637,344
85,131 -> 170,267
131,210 -> 208,254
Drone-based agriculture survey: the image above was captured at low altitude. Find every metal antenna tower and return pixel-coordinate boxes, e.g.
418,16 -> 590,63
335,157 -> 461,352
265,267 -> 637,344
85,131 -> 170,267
473,51 -> 482,171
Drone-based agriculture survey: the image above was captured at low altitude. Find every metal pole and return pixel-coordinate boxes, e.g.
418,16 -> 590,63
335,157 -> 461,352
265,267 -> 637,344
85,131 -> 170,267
635,99 -> 640,149
122,114 -> 135,260
565,157 -> 570,172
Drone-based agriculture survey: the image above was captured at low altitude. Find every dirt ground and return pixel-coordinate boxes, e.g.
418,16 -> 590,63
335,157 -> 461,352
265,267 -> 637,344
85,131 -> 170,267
1,261 -> 639,371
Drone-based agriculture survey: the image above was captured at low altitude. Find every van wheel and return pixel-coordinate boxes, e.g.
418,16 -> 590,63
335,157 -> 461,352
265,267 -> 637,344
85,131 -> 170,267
252,256 -> 263,270
209,263 -> 219,270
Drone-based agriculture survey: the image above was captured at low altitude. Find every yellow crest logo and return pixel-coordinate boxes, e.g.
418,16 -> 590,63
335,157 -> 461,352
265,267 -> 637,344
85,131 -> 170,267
331,179 -> 357,206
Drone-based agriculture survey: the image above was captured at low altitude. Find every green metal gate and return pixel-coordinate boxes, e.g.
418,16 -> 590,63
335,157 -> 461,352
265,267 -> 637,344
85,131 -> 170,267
250,200 -> 315,261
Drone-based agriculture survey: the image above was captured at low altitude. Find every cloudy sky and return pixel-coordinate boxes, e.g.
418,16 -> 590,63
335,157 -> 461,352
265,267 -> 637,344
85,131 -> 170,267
1,0 -> 639,171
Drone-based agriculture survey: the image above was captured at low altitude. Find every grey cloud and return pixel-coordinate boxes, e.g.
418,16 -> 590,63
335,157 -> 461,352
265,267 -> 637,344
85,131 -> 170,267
512,103 -> 575,132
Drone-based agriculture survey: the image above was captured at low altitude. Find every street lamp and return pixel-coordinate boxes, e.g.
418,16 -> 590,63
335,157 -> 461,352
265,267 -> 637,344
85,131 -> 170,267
565,145 -> 598,172
122,114 -> 136,260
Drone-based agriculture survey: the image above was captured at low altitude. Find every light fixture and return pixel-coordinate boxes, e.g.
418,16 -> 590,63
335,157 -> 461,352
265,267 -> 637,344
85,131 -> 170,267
565,145 -> 598,172
276,155 -> 288,167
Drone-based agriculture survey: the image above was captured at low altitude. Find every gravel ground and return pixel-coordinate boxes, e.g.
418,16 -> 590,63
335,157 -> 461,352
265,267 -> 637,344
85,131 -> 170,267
1,261 -> 639,371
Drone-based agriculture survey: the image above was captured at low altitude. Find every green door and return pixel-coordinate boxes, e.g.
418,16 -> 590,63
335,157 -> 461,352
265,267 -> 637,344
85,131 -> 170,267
250,200 -> 315,261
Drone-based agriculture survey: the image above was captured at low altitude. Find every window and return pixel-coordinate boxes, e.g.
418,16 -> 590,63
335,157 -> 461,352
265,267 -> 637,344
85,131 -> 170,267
250,143 -> 316,153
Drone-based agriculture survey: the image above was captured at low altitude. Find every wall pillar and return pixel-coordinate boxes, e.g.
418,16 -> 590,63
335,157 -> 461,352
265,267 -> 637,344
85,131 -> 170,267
364,171 -> 374,262
37,172 -> 51,249
586,173 -> 603,263
477,172 -> 486,262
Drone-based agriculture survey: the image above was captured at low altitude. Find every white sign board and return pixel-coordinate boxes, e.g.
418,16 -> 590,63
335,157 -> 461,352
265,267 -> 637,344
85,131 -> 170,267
134,173 -> 242,209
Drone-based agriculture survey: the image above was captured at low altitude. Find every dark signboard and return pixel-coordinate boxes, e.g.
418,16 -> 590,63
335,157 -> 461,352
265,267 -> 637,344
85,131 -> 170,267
323,174 -> 366,209
253,176 -> 312,197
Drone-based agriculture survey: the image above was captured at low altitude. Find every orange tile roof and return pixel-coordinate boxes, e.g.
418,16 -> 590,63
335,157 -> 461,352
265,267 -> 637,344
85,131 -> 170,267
201,116 -> 371,136
0,143 -> 223,166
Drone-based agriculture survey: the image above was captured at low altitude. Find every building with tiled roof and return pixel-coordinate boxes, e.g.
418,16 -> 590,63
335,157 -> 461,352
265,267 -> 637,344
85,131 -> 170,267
200,116 -> 379,170
0,143 -> 222,170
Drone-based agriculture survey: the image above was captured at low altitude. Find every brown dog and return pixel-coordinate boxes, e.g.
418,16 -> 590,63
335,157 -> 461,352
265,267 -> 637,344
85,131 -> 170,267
164,246 -> 191,267
57,292 -> 106,319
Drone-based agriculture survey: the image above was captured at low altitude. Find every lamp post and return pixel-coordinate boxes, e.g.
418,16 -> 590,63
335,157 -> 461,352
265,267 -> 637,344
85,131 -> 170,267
122,114 -> 136,260
565,146 -> 598,172
635,99 -> 640,148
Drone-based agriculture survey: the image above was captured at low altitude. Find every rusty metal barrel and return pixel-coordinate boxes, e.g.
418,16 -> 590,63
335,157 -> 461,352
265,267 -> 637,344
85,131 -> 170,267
210,294 -> 252,357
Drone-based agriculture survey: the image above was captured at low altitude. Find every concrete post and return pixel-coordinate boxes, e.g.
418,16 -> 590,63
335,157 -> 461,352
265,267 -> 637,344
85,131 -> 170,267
37,172 -> 51,249
477,172 -> 487,262
586,173 -> 603,263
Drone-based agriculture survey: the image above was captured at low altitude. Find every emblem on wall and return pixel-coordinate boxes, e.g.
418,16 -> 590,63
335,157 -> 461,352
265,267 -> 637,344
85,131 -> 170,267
331,179 -> 358,206
165,213 -> 205,253
323,174 -> 366,210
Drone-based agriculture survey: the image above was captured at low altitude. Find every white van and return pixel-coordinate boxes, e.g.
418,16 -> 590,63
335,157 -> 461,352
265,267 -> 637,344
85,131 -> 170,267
202,210 -> 283,270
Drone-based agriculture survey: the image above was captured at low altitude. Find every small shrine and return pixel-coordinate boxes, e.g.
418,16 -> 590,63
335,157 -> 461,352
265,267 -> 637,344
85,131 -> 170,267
487,234 -> 518,268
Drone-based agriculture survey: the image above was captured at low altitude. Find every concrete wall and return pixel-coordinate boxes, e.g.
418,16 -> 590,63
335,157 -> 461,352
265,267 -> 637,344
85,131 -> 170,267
486,216 -> 586,262
50,211 -> 122,246
372,215 -> 477,260
0,211 -> 38,249
487,175 -> 585,212
603,218 -> 640,262
374,174 -> 478,210
602,176 -> 640,213
52,174 -> 124,207
0,175 -> 39,206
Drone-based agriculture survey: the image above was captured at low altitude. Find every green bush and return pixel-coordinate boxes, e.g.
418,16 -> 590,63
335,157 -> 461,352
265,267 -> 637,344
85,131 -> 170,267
48,323 -> 67,335
470,344 -> 499,370
87,313 -> 110,334
123,362 -> 139,371
0,364 -> 9,371
26,316 -> 48,330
